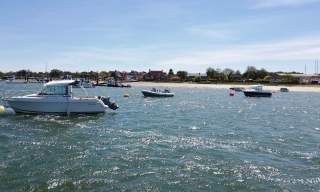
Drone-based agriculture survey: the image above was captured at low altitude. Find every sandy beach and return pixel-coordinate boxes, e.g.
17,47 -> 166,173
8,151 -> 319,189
131,82 -> 320,92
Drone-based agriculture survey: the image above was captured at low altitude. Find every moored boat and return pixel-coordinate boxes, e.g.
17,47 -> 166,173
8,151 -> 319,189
280,87 -> 289,92
106,79 -> 131,88
73,79 -> 95,88
243,85 -> 272,97
4,80 -> 118,114
107,81 -> 131,88
230,87 -> 245,92
142,88 -> 174,97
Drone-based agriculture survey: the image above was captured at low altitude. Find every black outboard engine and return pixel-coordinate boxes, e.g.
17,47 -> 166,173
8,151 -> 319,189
99,96 -> 119,110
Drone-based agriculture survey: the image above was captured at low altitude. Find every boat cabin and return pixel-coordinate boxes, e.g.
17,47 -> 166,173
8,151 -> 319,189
38,80 -> 75,96
250,85 -> 263,91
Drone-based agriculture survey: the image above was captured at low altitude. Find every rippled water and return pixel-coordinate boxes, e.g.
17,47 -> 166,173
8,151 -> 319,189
0,82 -> 320,191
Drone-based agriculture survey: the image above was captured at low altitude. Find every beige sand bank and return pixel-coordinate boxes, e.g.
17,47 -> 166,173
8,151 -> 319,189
130,82 -> 320,92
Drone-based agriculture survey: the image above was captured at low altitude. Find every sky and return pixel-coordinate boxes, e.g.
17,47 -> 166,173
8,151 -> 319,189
0,0 -> 320,73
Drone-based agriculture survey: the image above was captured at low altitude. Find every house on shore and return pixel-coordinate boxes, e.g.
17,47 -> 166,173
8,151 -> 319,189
126,71 -> 146,81
277,73 -> 320,84
298,74 -> 320,84
144,70 -> 167,81
187,73 -> 208,81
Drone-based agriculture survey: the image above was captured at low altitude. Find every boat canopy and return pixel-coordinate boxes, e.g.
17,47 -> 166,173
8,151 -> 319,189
45,80 -> 76,86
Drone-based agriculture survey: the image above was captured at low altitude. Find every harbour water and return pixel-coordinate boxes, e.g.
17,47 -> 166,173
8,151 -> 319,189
0,82 -> 320,191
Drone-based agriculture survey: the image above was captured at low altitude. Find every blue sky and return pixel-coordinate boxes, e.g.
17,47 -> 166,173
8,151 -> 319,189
1,0 -> 320,73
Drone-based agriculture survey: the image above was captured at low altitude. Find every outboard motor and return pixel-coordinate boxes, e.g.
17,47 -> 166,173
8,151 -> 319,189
99,96 -> 119,110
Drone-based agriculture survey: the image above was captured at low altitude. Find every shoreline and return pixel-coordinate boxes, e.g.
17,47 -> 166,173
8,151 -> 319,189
130,82 -> 320,92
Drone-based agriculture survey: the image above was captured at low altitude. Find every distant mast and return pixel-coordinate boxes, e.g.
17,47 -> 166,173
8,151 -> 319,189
45,63 -> 48,83
314,59 -> 319,75
305,64 -> 307,74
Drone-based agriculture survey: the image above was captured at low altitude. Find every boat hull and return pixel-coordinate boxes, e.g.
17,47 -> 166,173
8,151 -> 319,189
5,96 -> 107,114
243,91 -> 272,97
142,90 -> 174,97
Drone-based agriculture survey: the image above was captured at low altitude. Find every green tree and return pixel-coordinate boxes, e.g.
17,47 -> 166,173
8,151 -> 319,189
263,75 -> 272,82
206,67 -> 217,79
63,71 -> 72,75
222,68 -> 234,81
16,69 -> 28,78
193,76 -> 201,82
99,71 -> 109,79
168,69 -> 174,76
243,66 -> 258,80
176,71 -> 188,81
80,71 -> 89,78
49,69 -> 63,78
257,68 -> 269,80
235,70 -> 241,76
109,71 -> 117,80
88,71 -> 99,80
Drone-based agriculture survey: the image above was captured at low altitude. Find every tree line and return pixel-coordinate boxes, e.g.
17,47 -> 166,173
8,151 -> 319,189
0,66 -> 303,84
0,69 -> 109,80
174,66 -> 301,84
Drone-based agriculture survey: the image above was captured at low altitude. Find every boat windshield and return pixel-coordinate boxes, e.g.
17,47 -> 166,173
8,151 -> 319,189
250,85 -> 263,91
40,85 -> 68,95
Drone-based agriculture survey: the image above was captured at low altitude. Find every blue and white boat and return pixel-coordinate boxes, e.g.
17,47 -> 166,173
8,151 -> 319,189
243,85 -> 272,97
142,88 -> 175,97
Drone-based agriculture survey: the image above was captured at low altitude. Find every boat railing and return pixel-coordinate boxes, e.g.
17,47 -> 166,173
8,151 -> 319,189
0,89 -> 36,107
78,96 -> 96,99
0,89 -> 35,99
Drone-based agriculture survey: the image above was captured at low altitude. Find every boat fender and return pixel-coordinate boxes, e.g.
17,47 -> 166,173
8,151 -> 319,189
0,105 -> 16,115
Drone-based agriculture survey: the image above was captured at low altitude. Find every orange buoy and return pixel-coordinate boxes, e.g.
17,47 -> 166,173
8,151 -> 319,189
123,93 -> 129,97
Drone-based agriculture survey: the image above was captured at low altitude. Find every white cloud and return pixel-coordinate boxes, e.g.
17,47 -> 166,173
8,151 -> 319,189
46,36 -> 320,72
159,36 -> 320,67
252,0 -> 320,8
47,46 -> 172,71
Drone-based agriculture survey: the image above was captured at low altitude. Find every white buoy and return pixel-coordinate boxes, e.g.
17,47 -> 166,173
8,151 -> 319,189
0,105 -> 16,115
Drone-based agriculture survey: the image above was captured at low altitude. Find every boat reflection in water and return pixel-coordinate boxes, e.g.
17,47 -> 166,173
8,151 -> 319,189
4,80 -> 118,114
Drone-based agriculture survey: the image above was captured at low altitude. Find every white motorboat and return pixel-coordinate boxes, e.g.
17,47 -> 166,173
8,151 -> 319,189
4,80 -> 118,114
5,75 -> 24,84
